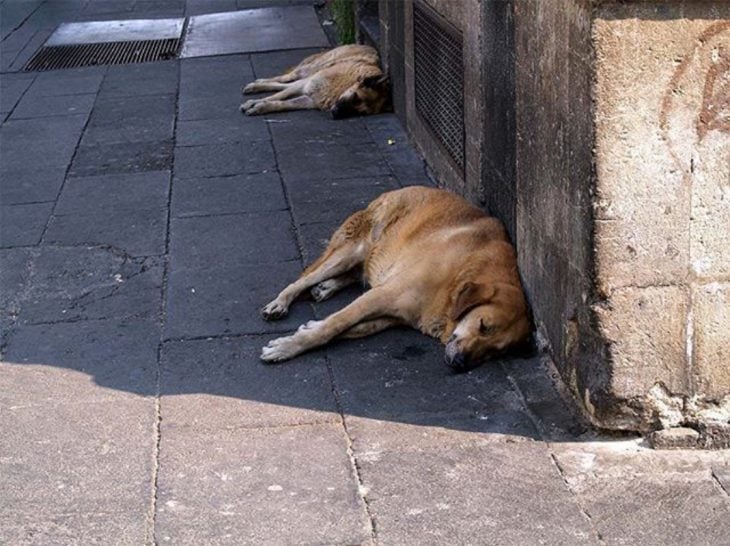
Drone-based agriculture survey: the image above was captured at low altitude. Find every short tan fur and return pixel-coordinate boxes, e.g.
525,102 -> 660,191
260,186 -> 531,371
240,45 -> 390,118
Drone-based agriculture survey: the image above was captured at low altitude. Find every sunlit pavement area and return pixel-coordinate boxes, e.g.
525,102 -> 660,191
1,1 -> 728,544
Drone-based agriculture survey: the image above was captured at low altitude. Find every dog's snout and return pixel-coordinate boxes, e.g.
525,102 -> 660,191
331,101 -> 357,120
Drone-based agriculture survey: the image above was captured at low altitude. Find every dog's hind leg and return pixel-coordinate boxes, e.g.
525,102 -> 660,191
262,211 -> 370,320
242,80 -> 292,94
242,67 -> 307,94
261,286 -> 397,362
243,94 -> 317,116
339,317 -> 402,339
310,271 -> 360,302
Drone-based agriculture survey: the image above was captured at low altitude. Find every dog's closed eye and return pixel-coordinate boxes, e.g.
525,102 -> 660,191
479,319 -> 494,335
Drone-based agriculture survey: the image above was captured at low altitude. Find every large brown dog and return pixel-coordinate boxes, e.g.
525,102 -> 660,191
240,44 -> 390,118
260,186 -> 531,371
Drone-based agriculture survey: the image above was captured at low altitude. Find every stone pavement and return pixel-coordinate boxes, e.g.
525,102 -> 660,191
1,1 -> 728,544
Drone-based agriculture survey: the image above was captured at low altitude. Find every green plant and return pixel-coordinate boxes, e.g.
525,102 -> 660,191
331,0 -> 356,44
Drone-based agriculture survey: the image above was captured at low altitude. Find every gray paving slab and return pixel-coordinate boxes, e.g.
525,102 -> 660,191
55,171 -> 171,214
267,109 -> 372,141
0,167 -> 66,205
8,28 -> 53,71
165,261 -> 315,338
578,477 -> 729,545
185,0 -> 237,16
238,0 -> 315,8
169,210 -> 299,270
175,115 -> 268,146
46,18 -> 184,46
364,113 -> 433,184
17,247 -> 163,325
23,66 -> 105,98
178,93 -> 245,121
160,336 -> 338,428
2,317 -> 160,400
274,129 -> 391,183
326,329 -> 537,428
45,207 -> 168,257
358,441 -> 595,545
0,247 -> 31,334
10,92 -> 96,120
288,175 -> 398,225
181,6 -> 329,58
82,116 -> 176,146
90,94 -> 176,126
82,94 -> 175,145
173,140 -> 276,178
1,115 -> 87,171
0,1 -> 43,41
99,60 -> 178,98
0,202 -> 54,248
502,355 -> 588,439
180,53 -> 254,86
0,398 -> 155,546
713,466 -> 730,494
0,511 -> 149,546
156,424 -> 371,545
171,171 -> 286,217
250,47 -> 326,79
1,13 -> 40,52
552,440 -> 730,545
69,139 -> 173,177
0,73 -> 35,114
296,220 -> 341,263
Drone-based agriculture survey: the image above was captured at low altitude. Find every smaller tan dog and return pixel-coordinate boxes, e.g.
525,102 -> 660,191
260,186 -> 531,371
240,44 -> 390,118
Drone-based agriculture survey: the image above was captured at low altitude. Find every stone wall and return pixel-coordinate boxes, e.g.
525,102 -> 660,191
592,2 -> 730,430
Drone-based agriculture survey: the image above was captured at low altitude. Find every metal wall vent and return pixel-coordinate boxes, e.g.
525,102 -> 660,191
413,1 -> 465,171
24,38 -> 181,71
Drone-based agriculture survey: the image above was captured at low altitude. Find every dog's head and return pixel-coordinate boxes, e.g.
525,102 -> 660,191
444,280 -> 530,372
331,74 -> 391,119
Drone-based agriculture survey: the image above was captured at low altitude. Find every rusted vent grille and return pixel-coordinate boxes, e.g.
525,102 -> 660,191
24,38 -> 180,72
413,1 -> 464,170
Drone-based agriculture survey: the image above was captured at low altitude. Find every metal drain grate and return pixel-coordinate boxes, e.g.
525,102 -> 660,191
413,1 -> 464,170
24,38 -> 180,72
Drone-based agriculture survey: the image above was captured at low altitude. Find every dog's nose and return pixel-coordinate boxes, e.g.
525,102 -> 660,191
331,106 -> 346,119
445,351 -> 468,371
331,102 -> 356,120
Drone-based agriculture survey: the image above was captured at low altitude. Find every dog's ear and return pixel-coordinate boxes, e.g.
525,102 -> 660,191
450,282 -> 496,321
362,74 -> 390,92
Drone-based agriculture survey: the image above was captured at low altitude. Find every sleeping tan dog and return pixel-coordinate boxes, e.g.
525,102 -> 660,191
240,44 -> 390,118
260,186 -> 531,371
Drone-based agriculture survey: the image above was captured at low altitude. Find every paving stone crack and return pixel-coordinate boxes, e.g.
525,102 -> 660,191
711,469 -> 730,498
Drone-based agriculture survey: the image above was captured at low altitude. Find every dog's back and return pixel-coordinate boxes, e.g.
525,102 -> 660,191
299,45 -> 379,73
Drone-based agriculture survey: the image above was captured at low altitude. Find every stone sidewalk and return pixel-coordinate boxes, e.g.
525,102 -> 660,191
1,1 -> 728,544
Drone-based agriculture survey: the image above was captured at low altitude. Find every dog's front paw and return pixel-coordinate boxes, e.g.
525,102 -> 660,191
260,335 -> 301,363
311,281 -> 335,302
298,320 -> 323,332
261,300 -> 288,321
244,101 -> 268,116
240,99 -> 259,111
242,82 -> 257,95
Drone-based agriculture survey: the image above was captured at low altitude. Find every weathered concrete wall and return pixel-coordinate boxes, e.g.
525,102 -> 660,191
592,2 -> 730,431
513,0 -> 605,424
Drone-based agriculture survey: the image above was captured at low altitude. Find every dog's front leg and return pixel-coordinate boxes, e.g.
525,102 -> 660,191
261,287 -> 395,362
243,95 -> 316,116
